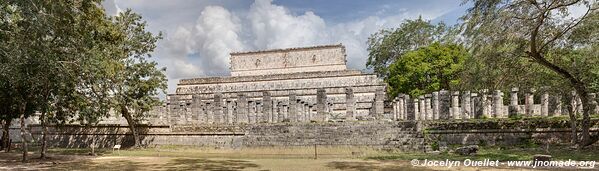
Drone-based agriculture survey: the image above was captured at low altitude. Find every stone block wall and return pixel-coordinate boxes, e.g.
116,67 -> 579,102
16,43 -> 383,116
229,44 -> 347,76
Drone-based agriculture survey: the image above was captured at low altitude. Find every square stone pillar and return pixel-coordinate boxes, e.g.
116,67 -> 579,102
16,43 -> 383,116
462,91 -> 471,119
509,87 -> 519,118
398,95 -> 405,120
439,90 -> 450,120
419,96 -> 426,120
288,92 -> 297,122
432,92 -> 439,120
262,91 -> 272,123
541,92 -> 549,117
494,90 -> 504,118
272,101 -> 279,123
451,91 -> 460,119
525,88 -> 535,116
345,87 -> 355,120
373,87 -> 385,119
192,94 -> 202,124
392,98 -> 398,121
404,95 -> 412,120
225,100 -> 234,124
413,98 -> 420,120
214,93 -> 223,123
206,102 -> 213,124
248,101 -> 255,124
237,93 -> 249,123
425,94 -> 432,120
550,95 -> 562,116
481,89 -> 491,119
471,93 -> 481,119
316,88 -> 327,121
256,101 -> 263,123
281,104 -> 288,122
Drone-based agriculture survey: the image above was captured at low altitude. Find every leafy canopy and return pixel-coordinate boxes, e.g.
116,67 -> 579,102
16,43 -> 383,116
387,42 -> 469,97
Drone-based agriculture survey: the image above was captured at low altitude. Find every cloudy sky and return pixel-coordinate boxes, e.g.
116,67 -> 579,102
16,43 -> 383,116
101,0 -> 469,94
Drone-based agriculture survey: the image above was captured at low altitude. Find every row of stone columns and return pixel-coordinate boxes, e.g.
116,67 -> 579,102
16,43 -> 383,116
168,85 -> 390,124
392,88 -> 599,121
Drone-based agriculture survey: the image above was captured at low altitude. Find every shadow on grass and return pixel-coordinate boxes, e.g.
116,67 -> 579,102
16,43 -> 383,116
326,161 -> 431,171
46,159 -> 159,171
161,158 -> 260,171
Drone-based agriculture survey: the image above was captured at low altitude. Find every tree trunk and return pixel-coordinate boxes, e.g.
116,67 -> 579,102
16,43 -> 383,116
20,114 -> 28,162
121,105 -> 140,148
40,111 -> 48,159
578,90 -> 594,147
2,119 -> 10,152
527,52 -> 594,147
567,104 -> 578,146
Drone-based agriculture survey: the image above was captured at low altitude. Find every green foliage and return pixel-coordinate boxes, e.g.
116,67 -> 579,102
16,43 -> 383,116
366,17 -> 456,78
430,141 -> 439,151
386,42 -> 468,97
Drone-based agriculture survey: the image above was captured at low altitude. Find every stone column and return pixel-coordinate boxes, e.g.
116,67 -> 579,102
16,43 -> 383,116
439,90 -> 450,120
550,95 -> 562,116
494,90 -> 504,118
525,88 -> 535,116
192,94 -> 202,124
214,93 -> 223,123
462,91 -> 472,119
419,96 -> 426,120
591,93 -> 599,115
317,88 -> 327,122
398,95 -> 404,120
288,92 -> 297,122
541,92 -> 549,117
226,100 -> 234,124
248,101 -> 255,124
298,101 -> 305,122
451,91 -> 460,119
413,98 -> 420,120
237,93 -> 248,123
345,87 -> 356,120
481,89 -> 490,118
281,104 -> 288,122
471,93 -> 481,119
402,95 -> 410,120
206,102 -> 213,124
425,94 -> 432,120
432,92 -> 439,120
509,87 -> 519,118
256,101 -> 263,123
308,105 -> 314,121
304,103 -> 310,122
262,91 -> 272,123
272,101 -> 279,123
392,98 -> 398,121
373,86 -> 385,119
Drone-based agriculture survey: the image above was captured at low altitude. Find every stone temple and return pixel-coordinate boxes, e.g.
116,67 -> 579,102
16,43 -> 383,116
166,44 -> 386,125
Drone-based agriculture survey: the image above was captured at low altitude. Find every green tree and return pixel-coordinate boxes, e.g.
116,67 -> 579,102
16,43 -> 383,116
462,0 -> 599,147
102,10 -> 166,148
387,42 -> 469,97
366,17 -> 455,78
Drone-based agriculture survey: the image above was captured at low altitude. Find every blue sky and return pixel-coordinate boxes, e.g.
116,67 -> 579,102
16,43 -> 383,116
102,0 -> 469,93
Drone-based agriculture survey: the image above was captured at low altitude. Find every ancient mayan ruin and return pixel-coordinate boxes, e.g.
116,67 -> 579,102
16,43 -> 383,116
164,44 -> 387,125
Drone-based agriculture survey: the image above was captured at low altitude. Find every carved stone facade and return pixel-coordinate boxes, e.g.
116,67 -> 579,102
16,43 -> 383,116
167,44 -> 386,125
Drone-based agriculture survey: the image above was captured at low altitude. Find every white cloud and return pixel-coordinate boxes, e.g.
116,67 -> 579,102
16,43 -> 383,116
104,0 -> 457,94
101,0 -> 121,16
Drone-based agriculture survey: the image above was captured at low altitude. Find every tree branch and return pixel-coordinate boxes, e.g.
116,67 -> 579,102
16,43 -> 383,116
539,5 -> 593,51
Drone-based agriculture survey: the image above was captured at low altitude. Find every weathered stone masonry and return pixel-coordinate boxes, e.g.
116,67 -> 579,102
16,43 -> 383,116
166,44 -> 386,124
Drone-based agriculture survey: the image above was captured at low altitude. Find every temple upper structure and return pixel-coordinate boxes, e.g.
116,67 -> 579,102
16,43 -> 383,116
229,44 -> 347,76
167,44 -> 386,125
